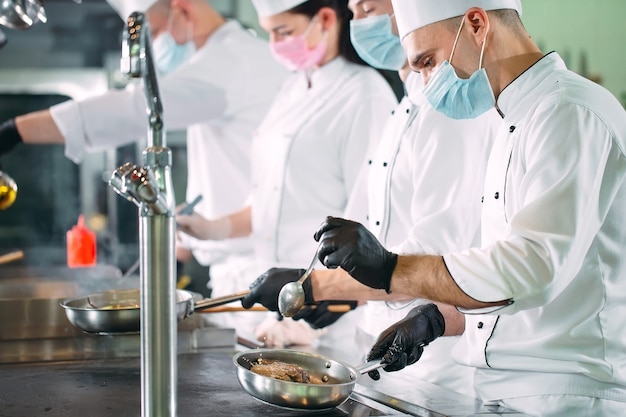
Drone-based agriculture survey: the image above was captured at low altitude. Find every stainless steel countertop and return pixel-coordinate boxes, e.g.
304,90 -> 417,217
0,265 -> 530,416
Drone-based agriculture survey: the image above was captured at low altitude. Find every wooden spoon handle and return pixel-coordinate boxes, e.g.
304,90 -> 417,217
0,250 -> 24,265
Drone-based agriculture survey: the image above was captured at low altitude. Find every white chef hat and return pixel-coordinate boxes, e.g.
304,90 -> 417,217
106,0 -> 158,20
251,0 -> 309,17
391,0 -> 522,39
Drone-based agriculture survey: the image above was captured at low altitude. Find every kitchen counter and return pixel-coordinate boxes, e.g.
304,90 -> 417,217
0,266 -> 530,416
0,349 -> 408,417
0,338 -> 531,417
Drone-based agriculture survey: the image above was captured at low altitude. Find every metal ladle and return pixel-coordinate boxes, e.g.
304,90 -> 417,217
278,250 -> 319,317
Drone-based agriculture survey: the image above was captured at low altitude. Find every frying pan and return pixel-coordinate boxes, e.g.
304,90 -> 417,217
233,348 -> 383,410
61,289 -> 354,334
60,288 -> 250,334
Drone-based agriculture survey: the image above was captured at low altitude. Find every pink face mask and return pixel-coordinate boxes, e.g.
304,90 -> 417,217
270,16 -> 327,71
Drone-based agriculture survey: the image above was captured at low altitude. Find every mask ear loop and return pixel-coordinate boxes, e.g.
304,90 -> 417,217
449,17 -> 465,63
302,14 -> 319,39
478,20 -> 489,69
165,10 -> 175,37
186,14 -> 193,46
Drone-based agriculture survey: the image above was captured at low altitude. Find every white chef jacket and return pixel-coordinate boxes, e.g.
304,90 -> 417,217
444,53 -> 626,403
362,71 -> 501,396
250,57 -> 397,270
50,20 -> 288,266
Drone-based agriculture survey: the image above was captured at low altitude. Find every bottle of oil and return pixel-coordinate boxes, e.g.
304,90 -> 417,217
0,170 -> 17,210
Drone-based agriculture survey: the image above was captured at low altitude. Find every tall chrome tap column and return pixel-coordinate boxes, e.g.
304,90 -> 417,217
109,12 -> 177,417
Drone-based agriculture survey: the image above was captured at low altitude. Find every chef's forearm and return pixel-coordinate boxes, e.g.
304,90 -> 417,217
15,110 -> 65,144
224,205 -> 252,238
310,268 -> 412,302
392,255 -> 509,310
435,302 -> 465,336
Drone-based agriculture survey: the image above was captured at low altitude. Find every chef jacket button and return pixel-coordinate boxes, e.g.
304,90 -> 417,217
366,215 -> 369,220
391,110 -> 395,115
494,192 -> 499,199
368,160 -> 372,165
405,108 -> 410,114
383,162 -> 388,167
509,125 -> 516,133
481,196 -> 484,203
477,322 -> 484,329
375,221 -> 380,226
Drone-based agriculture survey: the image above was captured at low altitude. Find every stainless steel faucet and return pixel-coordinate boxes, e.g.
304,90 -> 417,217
108,12 -> 177,417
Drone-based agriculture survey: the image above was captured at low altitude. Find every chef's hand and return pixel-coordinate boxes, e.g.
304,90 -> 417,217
292,300 -> 358,329
175,212 -> 230,241
241,268 -> 314,312
366,303 -> 445,380
314,216 -> 398,293
0,119 -> 22,156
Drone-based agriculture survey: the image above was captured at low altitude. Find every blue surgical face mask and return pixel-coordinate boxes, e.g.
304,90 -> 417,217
152,19 -> 196,75
422,17 -> 495,119
349,13 -> 406,71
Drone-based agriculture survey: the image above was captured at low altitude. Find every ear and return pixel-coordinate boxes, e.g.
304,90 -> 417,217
318,6 -> 338,31
465,7 -> 490,47
172,0 -> 192,15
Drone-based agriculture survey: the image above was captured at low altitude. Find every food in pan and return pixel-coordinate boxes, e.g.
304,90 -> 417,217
97,303 -> 139,310
86,297 -> 139,310
250,358 -> 325,384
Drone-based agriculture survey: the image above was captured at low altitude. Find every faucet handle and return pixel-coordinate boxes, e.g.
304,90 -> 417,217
109,163 -> 141,206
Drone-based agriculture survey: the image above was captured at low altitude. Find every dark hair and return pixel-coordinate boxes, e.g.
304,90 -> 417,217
289,0 -> 367,66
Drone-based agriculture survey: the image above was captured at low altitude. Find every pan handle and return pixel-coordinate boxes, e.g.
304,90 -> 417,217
355,359 -> 386,375
193,290 -> 250,310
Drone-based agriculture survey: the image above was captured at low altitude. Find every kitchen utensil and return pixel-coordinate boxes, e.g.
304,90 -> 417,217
0,169 -> 17,210
61,288 -> 250,334
61,288 -> 355,334
0,250 -> 23,265
278,251 -> 318,317
196,303 -> 354,314
121,258 -> 140,278
233,348 -> 384,410
178,194 -> 203,215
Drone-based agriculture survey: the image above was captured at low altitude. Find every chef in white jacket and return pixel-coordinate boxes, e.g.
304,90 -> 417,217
0,0 -> 287,298
310,0 -> 626,415
239,0 -> 500,394
176,0 -> 397,346
347,0 -> 500,397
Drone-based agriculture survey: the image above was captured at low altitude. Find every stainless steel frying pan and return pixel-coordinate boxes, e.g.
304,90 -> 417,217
60,288 -> 250,334
233,348 -> 383,411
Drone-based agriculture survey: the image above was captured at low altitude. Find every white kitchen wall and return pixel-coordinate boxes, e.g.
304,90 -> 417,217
521,0 -> 626,107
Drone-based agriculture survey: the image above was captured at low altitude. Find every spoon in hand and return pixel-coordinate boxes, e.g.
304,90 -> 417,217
278,250 -> 319,317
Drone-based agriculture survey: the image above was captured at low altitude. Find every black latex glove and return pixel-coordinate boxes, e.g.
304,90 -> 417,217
292,300 -> 358,329
0,119 -> 22,156
365,303 -> 445,381
241,268 -> 313,311
314,216 -> 398,293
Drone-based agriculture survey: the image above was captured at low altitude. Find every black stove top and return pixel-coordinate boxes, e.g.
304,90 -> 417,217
0,351 -> 408,417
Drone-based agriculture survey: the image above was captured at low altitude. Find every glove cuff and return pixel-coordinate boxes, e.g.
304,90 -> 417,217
302,275 -> 315,304
382,252 -> 398,294
412,303 -> 445,343
0,119 -> 22,154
